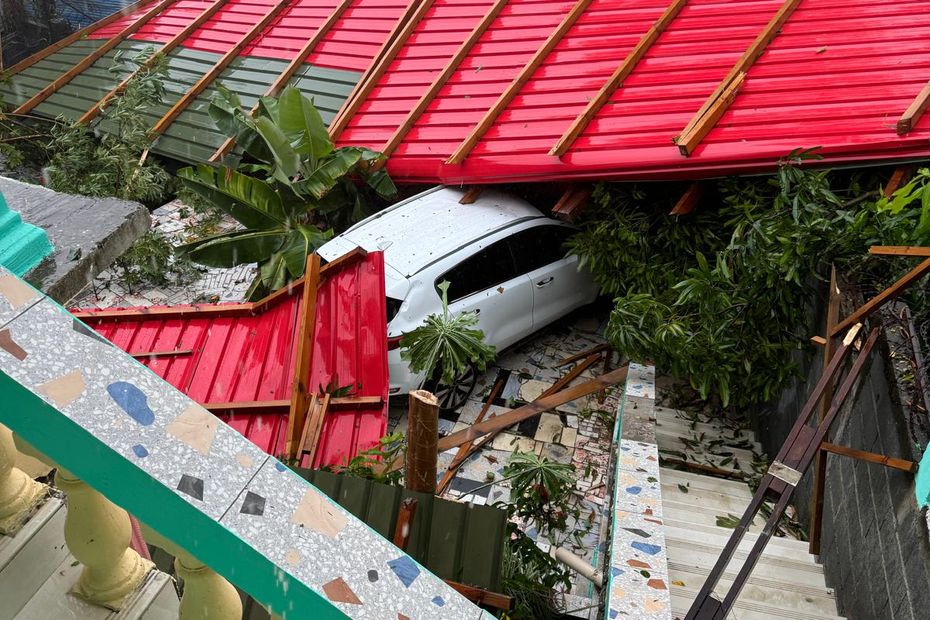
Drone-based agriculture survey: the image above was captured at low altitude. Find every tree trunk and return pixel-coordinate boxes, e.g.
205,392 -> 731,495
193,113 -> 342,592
405,390 -> 438,493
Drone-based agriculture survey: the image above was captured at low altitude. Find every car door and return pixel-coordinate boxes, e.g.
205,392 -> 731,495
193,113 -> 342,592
438,235 -> 535,351
509,223 -> 590,330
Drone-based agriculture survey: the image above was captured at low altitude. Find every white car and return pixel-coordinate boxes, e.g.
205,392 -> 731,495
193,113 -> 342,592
317,186 -> 599,409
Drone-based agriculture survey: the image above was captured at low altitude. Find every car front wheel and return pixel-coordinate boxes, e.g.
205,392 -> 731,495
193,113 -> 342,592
431,363 -> 477,412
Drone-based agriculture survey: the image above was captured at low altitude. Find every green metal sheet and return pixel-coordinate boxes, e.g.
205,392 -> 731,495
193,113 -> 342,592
0,39 -> 107,108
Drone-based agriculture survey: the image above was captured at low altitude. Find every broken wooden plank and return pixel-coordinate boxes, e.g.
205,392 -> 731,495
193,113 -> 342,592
79,0 -> 231,124
551,186 -> 592,222
392,497 -> 418,549
830,257 -> 930,336
542,353 -> 601,397
149,0 -> 293,136
445,581 -> 512,611
208,0 -> 355,160
820,442 -> 916,473
14,0 -> 176,114
882,166 -> 916,198
328,0 -> 435,139
810,335 -> 827,346
869,245 -> 930,257
459,186 -> 483,205
555,343 -> 608,367
203,400 -> 290,414
379,0 -> 510,159
549,0 -> 687,157
446,0 -> 595,164
328,396 -> 384,408
897,81 -> 930,135
286,254 -> 322,458
300,393 -> 332,464
670,182 -> 704,215
130,349 -> 194,359
676,0 -> 802,156
437,365 -> 629,452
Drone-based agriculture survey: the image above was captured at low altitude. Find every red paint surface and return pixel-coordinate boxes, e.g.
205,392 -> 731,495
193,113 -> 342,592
79,0 -> 930,180
77,252 -> 388,468
87,0 -> 407,72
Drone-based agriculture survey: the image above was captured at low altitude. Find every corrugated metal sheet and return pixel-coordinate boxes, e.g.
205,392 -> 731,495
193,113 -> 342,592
76,251 -> 389,469
0,39 -> 108,107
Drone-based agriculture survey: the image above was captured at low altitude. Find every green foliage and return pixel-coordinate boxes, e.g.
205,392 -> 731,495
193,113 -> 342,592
500,534 -> 564,620
569,151 -> 930,407
178,86 -> 397,298
399,281 -> 496,385
111,231 -> 196,294
331,432 -> 405,485
44,48 -> 171,204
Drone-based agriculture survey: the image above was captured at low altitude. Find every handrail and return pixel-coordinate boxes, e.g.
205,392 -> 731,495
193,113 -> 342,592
0,265 -> 482,619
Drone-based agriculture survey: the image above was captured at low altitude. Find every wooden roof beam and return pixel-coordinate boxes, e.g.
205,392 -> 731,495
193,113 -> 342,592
882,165 -> 916,198
551,185 -> 592,221
13,0 -> 177,115
869,246 -> 930,257
79,0 -> 231,125
209,0 -> 356,162
669,182 -> 704,215
446,0 -> 594,165
377,0 -> 510,160
550,0 -> 687,157
674,0 -> 802,156
149,0 -> 293,137
897,81 -> 930,135
2,0 -> 153,78
328,0 -> 435,140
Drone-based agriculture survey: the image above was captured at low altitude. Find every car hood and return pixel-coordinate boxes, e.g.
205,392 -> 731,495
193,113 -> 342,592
318,236 -> 410,301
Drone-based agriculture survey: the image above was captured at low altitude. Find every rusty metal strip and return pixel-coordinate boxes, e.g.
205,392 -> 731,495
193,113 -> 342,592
79,0 -> 232,125
209,0 -> 357,161
149,0 -> 294,137
328,0 -> 434,140
675,0 -> 803,156
379,0 -> 510,159
14,0 -> 177,114
2,0 -> 153,78
550,0 -> 687,157
446,0 -> 595,164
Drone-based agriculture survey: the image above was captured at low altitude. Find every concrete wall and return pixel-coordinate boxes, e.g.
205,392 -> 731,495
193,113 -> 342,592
752,309 -> 930,620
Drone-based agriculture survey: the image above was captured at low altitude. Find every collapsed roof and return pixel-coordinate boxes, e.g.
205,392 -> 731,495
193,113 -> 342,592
3,0 -> 930,183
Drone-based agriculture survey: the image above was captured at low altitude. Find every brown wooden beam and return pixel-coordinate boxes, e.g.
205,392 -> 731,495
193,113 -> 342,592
149,0 -> 293,137
14,0 -> 177,115
549,0 -> 687,157
551,185 -> 592,221
882,166 -> 916,198
555,343 -> 608,367
831,257 -> 930,336
208,0 -> 355,161
392,497 -> 417,549
328,0 -> 435,140
670,182 -> 704,215
437,365 -> 628,451
204,400 -> 290,415
445,581 -> 512,610
79,0 -> 231,125
897,81 -> 930,135
675,0 -> 802,156
2,0 -> 152,78
379,0 -> 509,160
458,186 -> 483,204
869,245 -> 930,257
298,392 -> 331,464
446,0 -> 594,164
285,254 -> 321,457
820,442 -> 916,473
130,348 -> 193,358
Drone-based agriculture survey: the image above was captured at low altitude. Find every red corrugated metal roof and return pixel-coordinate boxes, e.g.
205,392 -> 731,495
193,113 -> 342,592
76,252 -> 388,468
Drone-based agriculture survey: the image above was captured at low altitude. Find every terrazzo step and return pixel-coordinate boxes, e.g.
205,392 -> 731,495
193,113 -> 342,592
0,497 -> 68,620
659,468 -> 754,500
670,592 -> 846,620
664,539 -> 826,587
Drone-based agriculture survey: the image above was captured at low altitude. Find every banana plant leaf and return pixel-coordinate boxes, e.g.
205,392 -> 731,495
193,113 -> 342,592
177,165 -> 285,228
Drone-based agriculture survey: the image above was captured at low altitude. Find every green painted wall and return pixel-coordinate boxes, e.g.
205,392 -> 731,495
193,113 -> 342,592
0,191 -> 53,277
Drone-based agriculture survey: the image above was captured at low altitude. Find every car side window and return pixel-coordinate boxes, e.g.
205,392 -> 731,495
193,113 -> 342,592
509,225 -> 575,274
439,238 -> 520,303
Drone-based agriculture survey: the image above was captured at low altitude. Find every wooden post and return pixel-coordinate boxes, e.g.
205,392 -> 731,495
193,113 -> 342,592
405,390 -> 439,493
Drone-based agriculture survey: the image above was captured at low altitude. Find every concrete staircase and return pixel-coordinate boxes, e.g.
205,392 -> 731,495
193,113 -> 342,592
654,405 -> 845,620
0,496 -> 179,620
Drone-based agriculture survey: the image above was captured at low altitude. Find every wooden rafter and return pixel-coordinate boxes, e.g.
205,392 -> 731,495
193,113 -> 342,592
458,186 -> 483,204
675,0 -> 802,156
869,245 -> 930,257
551,185 -> 592,221
446,0 -> 594,165
549,0 -> 687,157
13,0 -> 177,115
149,0 -> 293,137
208,0 -> 356,161
670,182 -> 704,215
378,0 -> 510,159
897,81 -> 930,135
882,165 -> 916,198
78,0 -> 231,125
328,0 -> 434,139
285,254 -> 322,458
2,0 -> 152,78
820,442 -> 916,473
830,256 -> 930,336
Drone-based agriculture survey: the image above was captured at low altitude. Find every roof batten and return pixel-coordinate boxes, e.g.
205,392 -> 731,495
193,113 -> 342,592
896,80 -> 930,135
148,0 -> 295,137
674,0 -> 803,157
78,0 -> 233,125
445,0 -> 595,165
13,0 -> 178,115
549,0 -> 688,158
